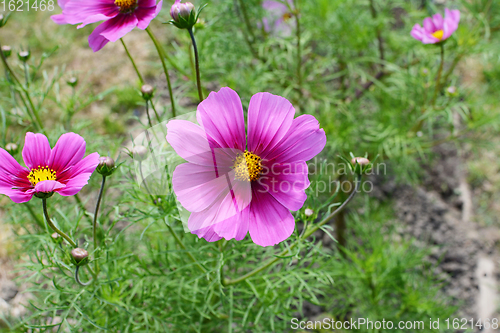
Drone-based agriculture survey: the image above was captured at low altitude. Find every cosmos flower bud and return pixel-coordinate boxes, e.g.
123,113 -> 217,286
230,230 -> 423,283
51,232 -> 63,244
170,0 -> 199,29
0,13 -> 10,28
446,86 -> 458,97
351,157 -> 370,166
304,208 -> 314,217
5,143 -> 18,155
132,145 -> 148,161
67,77 -> 78,88
71,248 -> 89,265
1,45 -> 11,58
96,156 -> 116,176
18,50 -> 30,62
141,84 -> 155,100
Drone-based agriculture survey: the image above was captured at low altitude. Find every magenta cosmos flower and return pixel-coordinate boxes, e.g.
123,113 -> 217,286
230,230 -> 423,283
0,133 -> 100,203
411,8 -> 460,44
262,0 -> 295,37
51,0 -> 163,52
166,88 -> 326,247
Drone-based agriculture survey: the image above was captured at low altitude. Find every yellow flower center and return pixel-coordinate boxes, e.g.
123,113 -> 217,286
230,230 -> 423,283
233,151 -> 262,182
28,166 -> 57,186
114,0 -> 137,12
431,29 -> 444,40
283,13 -> 293,22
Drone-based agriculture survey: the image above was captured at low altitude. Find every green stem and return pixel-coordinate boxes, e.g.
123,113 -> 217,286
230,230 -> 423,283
42,198 -> 77,248
165,222 -> 207,274
75,266 -> 92,286
223,175 -> 362,286
121,38 -> 144,84
430,43 -> 445,106
145,27 -> 177,118
0,41 -> 43,132
92,175 -> 106,275
188,28 -> 204,102
24,202 -> 44,229
24,61 -> 29,87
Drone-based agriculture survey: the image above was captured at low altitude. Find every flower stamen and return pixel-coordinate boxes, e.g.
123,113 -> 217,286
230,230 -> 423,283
432,29 -> 444,40
233,151 -> 262,182
28,166 -> 57,186
114,0 -> 137,12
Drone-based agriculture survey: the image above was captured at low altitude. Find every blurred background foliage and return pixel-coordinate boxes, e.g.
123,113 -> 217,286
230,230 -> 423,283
0,0 -> 499,331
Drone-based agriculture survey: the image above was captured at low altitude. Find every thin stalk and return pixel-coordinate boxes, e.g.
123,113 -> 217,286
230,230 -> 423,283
223,175 -> 361,286
24,202 -> 44,229
23,61 -> 29,87
188,28 -> 203,102
42,198 -> 77,247
430,43 -> 445,106
145,99 -> 153,128
145,27 -> 177,118
74,194 -> 93,224
0,41 -> 43,132
166,223 -> 208,274
369,0 -> 385,62
75,266 -> 92,286
294,0 -> 303,106
121,38 -> 144,84
92,175 -> 107,275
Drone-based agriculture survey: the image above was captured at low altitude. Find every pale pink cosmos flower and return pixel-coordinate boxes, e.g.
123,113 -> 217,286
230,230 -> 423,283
51,0 -> 163,52
0,133 -> 100,203
166,88 -> 326,247
262,0 -> 295,37
411,8 -> 460,44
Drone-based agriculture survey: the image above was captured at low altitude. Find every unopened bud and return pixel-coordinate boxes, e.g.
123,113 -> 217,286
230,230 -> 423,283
421,68 -> 429,76
446,86 -> 457,96
18,51 -> 30,62
141,84 -> 154,100
71,248 -> 89,264
51,232 -> 63,244
5,143 -> 18,155
305,208 -> 314,217
132,145 -> 148,161
1,45 -> 11,58
67,77 -> 78,88
170,0 -> 197,29
351,157 -> 370,166
97,156 -> 116,176
0,12 -> 10,28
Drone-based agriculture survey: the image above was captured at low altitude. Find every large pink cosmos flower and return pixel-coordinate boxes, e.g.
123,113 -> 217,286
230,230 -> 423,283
166,88 -> 326,247
51,0 -> 163,52
411,8 -> 460,44
0,133 -> 100,203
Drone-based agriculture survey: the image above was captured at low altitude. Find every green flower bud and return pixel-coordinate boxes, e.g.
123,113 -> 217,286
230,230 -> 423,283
132,145 -> 148,161
51,232 -> 63,244
351,157 -> 370,166
1,45 -> 12,58
71,248 -> 89,265
18,50 -> 30,62
141,84 -> 155,100
67,77 -> 78,88
0,13 -> 11,28
5,142 -> 18,155
96,156 -> 116,176
169,1 -> 203,30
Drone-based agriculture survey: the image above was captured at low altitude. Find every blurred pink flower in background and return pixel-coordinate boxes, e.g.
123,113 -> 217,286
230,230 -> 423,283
411,8 -> 460,44
51,0 -> 163,52
0,133 -> 99,203
262,0 -> 295,37
166,88 -> 326,247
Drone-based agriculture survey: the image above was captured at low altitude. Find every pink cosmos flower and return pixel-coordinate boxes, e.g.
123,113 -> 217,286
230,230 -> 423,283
262,0 -> 295,37
51,0 -> 163,52
411,8 -> 460,44
166,88 -> 326,247
0,133 -> 100,203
